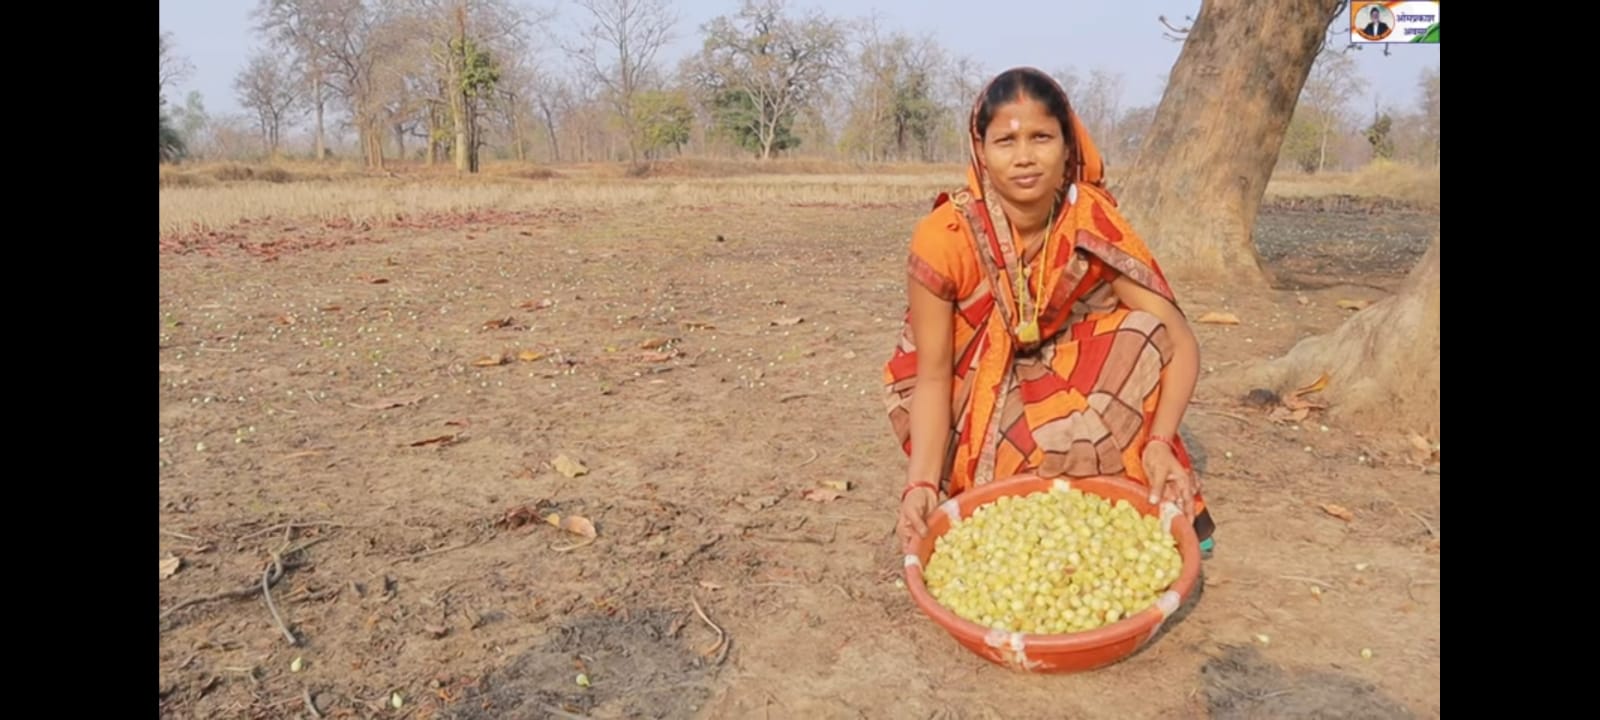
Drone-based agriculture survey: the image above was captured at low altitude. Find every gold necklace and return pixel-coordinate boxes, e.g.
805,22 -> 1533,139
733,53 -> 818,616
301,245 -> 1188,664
1011,207 -> 1055,345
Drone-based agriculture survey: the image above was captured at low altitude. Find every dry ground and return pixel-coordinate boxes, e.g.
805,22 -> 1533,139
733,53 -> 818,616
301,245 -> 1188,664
158,165 -> 1440,719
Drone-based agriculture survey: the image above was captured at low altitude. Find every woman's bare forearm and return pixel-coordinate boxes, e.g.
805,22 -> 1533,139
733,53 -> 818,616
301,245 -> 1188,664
1150,318 -> 1199,440
907,373 -> 952,489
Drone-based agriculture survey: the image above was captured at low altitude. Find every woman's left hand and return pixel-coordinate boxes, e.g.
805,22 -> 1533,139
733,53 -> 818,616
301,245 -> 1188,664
1143,440 -> 1196,518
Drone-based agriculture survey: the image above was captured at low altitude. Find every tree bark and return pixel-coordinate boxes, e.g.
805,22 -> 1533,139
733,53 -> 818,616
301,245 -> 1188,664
538,100 -> 560,161
312,73 -> 327,161
1219,235 -> 1440,439
1116,0 -> 1342,288
452,4 -> 470,173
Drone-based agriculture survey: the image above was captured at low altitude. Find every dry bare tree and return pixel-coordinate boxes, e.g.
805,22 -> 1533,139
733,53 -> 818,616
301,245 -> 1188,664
258,0 -> 398,168
691,0 -> 847,160
565,0 -> 677,162
234,52 -> 303,157
840,22 -> 947,162
160,31 -> 195,103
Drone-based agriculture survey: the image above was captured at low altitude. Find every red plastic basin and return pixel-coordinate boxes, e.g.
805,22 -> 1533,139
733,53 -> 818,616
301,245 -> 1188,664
903,473 -> 1203,673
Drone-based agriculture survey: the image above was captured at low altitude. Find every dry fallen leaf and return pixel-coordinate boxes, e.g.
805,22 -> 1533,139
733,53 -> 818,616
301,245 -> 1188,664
1268,406 -> 1311,424
639,337 -> 675,350
802,488 -> 842,503
739,495 -> 780,512
1282,373 -> 1331,411
408,434 -> 460,448
473,354 -> 510,367
1296,295 -> 1310,306
1196,311 -> 1240,325
159,363 -> 188,374
1407,432 -> 1439,465
772,316 -> 804,326
698,580 -> 723,591
546,513 -> 598,539
821,480 -> 851,492
1292,373 -> 1331,397
519,298 -> 556,310
160,556 -> 183,580
1337,299 -> 1372,311
639,350 -> 678,363
1320,503 -> 1355,522
348,394 -> 426,411
482,317 -> 524,331
681,321 -> 716,331
552,454 -> 589,478
517,350 -> 544,362
498,504 -> 546,531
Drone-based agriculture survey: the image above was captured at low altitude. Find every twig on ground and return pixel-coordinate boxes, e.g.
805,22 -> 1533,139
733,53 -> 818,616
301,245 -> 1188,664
304,688 -> 324,719
161,528 -> 203,541
753,523 -> 838,545
1278,575 -> 1336,589
238,521 -> 347,543
797,449 -> 819,467
1194,407 -> 1254,426
263,541 -> 300,646
690,593 -> 730,665
551,537 -> 597,553
1406,509 -> 1437,538
159,538 -> 329,624
539,703 -> 591,720
393,539 -> 476,565
778,392 -> 812,403
1406,576 -> 1439,603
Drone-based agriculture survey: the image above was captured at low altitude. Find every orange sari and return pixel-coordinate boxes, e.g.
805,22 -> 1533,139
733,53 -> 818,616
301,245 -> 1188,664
882,70 -> 1214,541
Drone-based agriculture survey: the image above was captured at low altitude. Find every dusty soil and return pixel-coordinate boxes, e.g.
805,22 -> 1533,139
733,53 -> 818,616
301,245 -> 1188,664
158,194 -> 1440,719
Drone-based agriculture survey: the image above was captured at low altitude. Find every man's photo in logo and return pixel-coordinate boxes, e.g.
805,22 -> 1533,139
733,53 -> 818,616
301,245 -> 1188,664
1357,4 -> 1396,40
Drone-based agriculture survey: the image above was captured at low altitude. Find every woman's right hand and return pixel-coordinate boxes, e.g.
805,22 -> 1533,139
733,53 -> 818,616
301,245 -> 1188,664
897,484 -> 940,551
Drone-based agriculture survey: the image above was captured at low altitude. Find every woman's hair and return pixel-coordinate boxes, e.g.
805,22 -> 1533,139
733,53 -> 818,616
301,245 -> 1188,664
975,68 -> 1076,149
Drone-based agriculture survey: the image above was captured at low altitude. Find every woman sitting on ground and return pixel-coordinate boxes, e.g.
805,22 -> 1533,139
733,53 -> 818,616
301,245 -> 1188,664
883,66 -> 1217,552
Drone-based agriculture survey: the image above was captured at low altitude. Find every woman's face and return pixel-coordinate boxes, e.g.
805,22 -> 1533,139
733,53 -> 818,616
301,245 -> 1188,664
980,94 -> 1067,211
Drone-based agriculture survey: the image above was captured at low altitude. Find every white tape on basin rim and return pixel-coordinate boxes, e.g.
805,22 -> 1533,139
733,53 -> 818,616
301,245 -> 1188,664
1144,590 -> 1183,645
1160,501 -> 1182,533
985,629 -> 1037,670
1052,478 -> 1073,493
941,498 -> 961,523
904,554 -> 921,569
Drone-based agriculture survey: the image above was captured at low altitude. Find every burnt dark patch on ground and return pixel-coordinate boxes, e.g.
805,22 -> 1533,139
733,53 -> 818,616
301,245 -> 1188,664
1202,644 -> 1414,719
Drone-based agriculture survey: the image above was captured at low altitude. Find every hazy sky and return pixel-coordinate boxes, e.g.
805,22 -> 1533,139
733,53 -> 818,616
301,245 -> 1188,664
159,0 -> 1438,121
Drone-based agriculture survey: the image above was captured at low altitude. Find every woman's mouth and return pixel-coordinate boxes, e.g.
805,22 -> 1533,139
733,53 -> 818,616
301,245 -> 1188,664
1012,174 -> 1042,189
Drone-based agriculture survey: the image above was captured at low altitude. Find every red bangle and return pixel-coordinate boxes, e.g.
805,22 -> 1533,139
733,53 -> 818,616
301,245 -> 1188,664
902,481 -> 938,501
1148,434 -> 1177,450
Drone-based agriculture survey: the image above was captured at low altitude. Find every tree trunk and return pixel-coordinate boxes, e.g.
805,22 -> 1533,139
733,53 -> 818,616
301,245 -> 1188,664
1219,235 -> 1440,439
312,73 -> 327,161
539,101 -> 560,161
1317,119 -> 1330,172
467,97 -> 481,173
428,96 -> 444,166
362,115 -> 385,169
394,122 -> 408,162
1116,0 -> 1342,288
508,94 -> 526,162
452,8 -> 472,173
